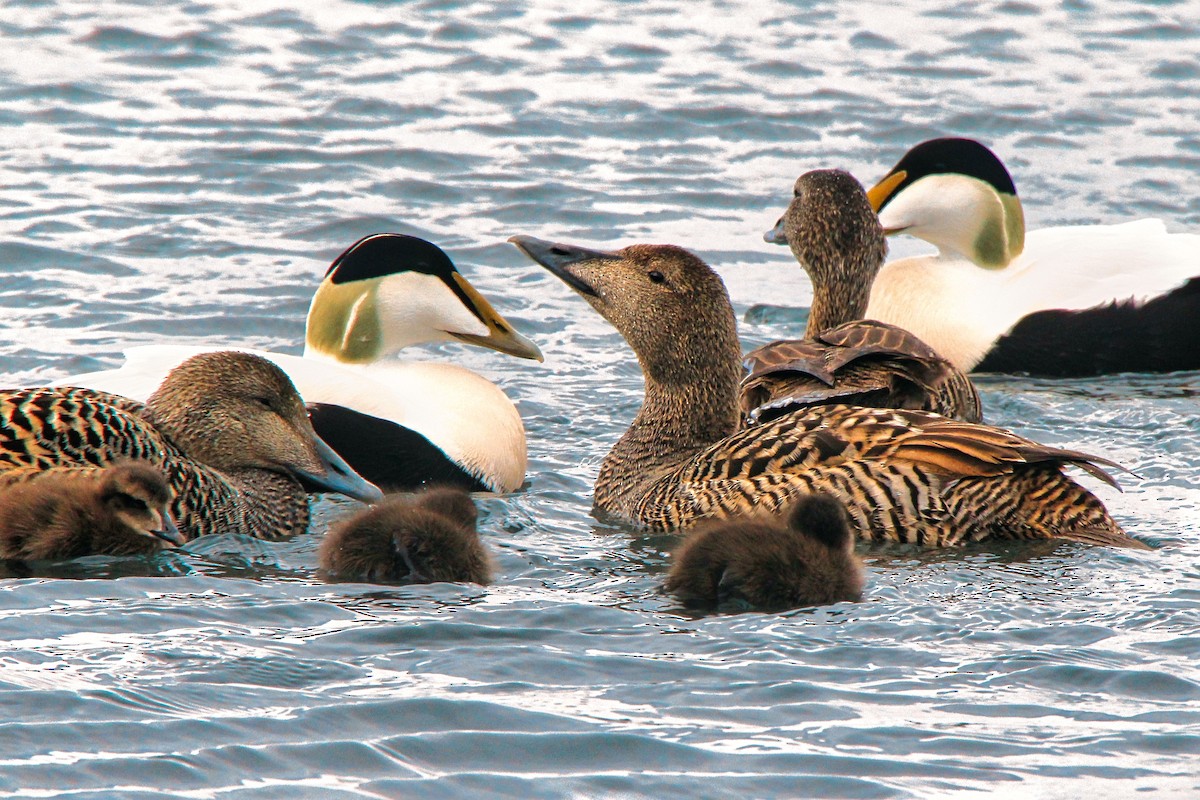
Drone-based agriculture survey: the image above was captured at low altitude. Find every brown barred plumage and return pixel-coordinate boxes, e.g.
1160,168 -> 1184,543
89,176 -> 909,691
511,234 -> 1144,549
0,352 -> 379,541
746,169 -> 981,424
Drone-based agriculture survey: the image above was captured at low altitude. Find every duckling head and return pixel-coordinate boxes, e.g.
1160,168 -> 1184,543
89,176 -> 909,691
305,233 -> 543,364
146,351 -> 383,503
861,137 -> 1025,269
415,486 -> 479,530
98,461 -> 185,548
508,236 -> 740,388
787,491 -> 855,553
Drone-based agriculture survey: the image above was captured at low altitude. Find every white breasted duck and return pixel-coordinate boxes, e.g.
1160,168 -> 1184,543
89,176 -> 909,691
848,137 -> 1200,376
62,234 -> 543,493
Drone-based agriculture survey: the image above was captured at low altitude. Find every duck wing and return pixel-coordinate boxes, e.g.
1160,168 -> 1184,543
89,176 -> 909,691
740,321 -> 982,424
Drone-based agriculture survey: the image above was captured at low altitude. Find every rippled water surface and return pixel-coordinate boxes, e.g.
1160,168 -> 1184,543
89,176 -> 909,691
1,0 -> 1199,797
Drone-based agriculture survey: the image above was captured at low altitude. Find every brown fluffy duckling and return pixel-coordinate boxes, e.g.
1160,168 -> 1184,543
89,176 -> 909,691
665,492 -> 864,612
0,351 -> 382,540
319,487 -> 492,585
746,169 -> 981,425
0,461 -> 183,560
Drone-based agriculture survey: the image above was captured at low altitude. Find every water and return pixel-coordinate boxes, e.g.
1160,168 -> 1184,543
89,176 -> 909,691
1,0 -> 1198,797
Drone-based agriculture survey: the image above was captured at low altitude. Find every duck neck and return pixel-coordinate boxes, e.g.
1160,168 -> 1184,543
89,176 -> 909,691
803,261 -> 871,337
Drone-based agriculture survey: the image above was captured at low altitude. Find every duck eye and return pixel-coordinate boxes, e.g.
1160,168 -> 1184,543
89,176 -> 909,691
648,270 -> 665,284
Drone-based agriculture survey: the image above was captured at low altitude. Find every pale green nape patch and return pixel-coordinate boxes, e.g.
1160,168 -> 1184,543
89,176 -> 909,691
972,192 -> 1024,269
305,279 -> 382,363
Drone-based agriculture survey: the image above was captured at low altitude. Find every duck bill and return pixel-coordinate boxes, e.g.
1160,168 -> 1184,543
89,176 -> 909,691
763,216 -> 788,245
151,512 -> 187,548
508,235 -> 617,298
296,434 -> 384,503
446,272 -> 544,362
865,170 -> 907,213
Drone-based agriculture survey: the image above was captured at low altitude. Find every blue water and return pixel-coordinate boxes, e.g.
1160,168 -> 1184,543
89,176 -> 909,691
1,0 -> 1199,797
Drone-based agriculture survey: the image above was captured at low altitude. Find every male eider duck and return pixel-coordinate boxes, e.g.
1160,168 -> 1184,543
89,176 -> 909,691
852,137 -> 1200,376
2,351 -> 382,540
0,461 -> 183,560
665,492 -> 864,612
510,234 -> 1146,548
752,169 -> 981,424
319,487 -> 491,585
62,234 -> 543,493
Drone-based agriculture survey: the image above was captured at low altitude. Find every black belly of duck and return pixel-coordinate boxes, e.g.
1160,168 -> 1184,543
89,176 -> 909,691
307,403 -> 490,493
976,277 -> 1200,376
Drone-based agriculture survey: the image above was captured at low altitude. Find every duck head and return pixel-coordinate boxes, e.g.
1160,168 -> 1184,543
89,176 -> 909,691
305,233 -> 543,364
146,351 -> 383,503
863,137 -> 1025,269
99,461 -> 185,547
507,235 -> 740,388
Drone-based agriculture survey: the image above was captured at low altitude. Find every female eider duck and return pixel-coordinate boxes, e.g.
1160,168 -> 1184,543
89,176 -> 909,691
0,461 -> 183,560
665,492 -> 864,613
320,487 -> 491,585
849,137 -> 1200,376
2,351 -> 381,540
510,234 -> 1146,549
62,234 -> 543,493
751,169 -> 981,425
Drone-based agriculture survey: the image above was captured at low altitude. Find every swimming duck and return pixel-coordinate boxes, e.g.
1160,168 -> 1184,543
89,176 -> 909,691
62,234 -> 543,493
752,169 -> 981,424
1,351 -> 382,540
510,234 -> 1145,548
0,461 -> 184,560
665,492 -> 864,612
850,137 -> 1200,376
319,487 -> 491,584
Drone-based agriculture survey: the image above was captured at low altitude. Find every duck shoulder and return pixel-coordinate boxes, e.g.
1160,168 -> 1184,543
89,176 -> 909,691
740,320 -> 982,424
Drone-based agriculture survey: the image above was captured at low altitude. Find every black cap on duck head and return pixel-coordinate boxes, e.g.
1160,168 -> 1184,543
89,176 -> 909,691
866,137 -> 1018,213
788,492 -> 853,551
325,233 -> 459,284
146,351 -> 383,503
508,235 -> 740,387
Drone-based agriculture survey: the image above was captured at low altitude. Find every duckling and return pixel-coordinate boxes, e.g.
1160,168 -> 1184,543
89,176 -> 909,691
319,487 -> 491,584
0,461 -> 183,560
853,137 -> 1200,376
665,492 -> 864,612
752,170 -> 980,425
0,351 -> 382,540
61,234 -> 543,493
510,234 -> 1146,549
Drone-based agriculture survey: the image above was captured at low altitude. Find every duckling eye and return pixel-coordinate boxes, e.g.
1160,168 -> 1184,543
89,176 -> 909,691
118,496 -> 149,512
648,270 -> 666,284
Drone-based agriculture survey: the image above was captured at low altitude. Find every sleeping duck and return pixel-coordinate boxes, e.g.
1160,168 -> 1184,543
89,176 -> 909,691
62,234 -> 544,493
665,492 -> 864,612
752,169 -> 981,425
0,461 -> 183,560
849,137 -> 1200,376
510,234 -> 1146,549
3,351 -> 382,540
320,486 -> 491,585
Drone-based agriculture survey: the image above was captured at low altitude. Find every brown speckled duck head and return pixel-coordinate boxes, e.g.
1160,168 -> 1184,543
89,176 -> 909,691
764,169 -> 888,335
99,461 -> 184,548
146,351 -> 383,503
508,236 -> 740,388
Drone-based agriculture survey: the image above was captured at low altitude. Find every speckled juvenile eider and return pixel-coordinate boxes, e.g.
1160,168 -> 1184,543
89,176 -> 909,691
319,487 -> 491,585
665,492 -> 864,612
0,461 -> 183,560
849,137 -> 1200,376
1,351 -> 382,540
752,169 -> 980,424
62,234 -> 543,493
510,234 -> 1147,549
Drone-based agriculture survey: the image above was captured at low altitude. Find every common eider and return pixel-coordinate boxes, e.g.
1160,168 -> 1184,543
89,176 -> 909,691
62,234 -> 543,493
510,234 -> 1146,549
0,461 -> 183,560
849,137 -> 1200,376
665,492 -> 865,612
752,169 -> 981,424
320,487 -> 491,585
1,351 -> 382,540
